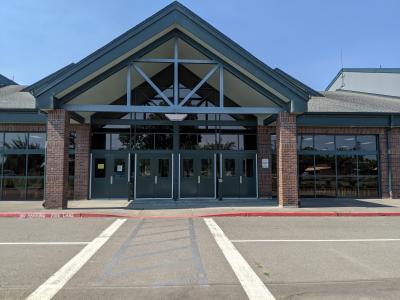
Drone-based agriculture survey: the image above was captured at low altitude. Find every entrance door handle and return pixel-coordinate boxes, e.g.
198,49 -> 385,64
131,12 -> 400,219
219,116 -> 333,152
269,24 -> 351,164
110,176 -> 113,185
240,175 -> 242,184
155,175 -> 158,185
198,175 -> 201,184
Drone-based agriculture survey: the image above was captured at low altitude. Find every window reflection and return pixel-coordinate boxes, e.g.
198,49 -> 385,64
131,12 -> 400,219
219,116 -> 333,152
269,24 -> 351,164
314,135 -> 334,151
4,133 -> 27,149
336,135 -> 356,151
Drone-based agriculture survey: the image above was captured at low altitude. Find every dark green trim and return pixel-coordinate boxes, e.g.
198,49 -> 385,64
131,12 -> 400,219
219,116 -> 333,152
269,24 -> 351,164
297,113 -> 400,127
0,112 -> 46,124
263,115 -> 277,126
274,68 -> 322,97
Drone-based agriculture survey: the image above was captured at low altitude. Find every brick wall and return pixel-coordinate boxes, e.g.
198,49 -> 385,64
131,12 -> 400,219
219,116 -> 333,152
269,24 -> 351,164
276,113 -> 298,207
390,128 -> 400,198
44,110 -> 70,209
71,124 -> 90,200
299,127 -> 390,199
257,125 -> 272,198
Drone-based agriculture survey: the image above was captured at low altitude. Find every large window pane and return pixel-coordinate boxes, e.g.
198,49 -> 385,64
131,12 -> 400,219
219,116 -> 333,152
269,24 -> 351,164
337,155 -> 357,176
299,175 -> 315,198
0,133 -> 3,149
155,134 -> 172,150
180,134 -> 197,150
220,135 -> 238,150
314,155 -> 336,176
28,133 -> 46,149
240,135 -> 257,150
4,132 -> 27,149
183,159 -> 194,177
271,135 -> 277,152
299,155 -> 315,176
314,135 -> 335,151
3,155 -> 26,176
135,134 -> 154,150
358,176 -> 379,198
224,159 -> 235,176
357,135 -> 377,151
201,159 -> 213,177
2,177 -> 26,200
337,177 -> 357,198
158,159 -> 169,177
111,133 -> 130,150
315,177 -> 336,198
336,135 -> 356,151
26,177 -> 44,200
28,154 -> 45,176
198,134 -> 217,150
91,134 -> 107,150
139,159 -> 151,176
300,135 -> 314,150
358,155 -> 378,176
243,159 -> 254,177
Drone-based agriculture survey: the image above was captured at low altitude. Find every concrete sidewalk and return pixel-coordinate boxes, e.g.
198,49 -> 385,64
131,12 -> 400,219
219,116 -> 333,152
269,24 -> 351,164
1,198 -> 400,218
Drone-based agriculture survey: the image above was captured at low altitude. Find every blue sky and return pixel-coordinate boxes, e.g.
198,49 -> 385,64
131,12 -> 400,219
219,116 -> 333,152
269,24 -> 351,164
1,0 -> 399,90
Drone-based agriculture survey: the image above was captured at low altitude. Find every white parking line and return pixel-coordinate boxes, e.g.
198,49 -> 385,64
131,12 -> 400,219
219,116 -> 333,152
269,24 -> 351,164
204,218 -> 275,300
231,239 -> 400,243
26,218 -> 126,300
0,242 -> 89,245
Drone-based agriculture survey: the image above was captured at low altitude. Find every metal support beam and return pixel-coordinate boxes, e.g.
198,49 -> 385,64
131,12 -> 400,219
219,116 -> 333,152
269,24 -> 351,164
179,65 -> 219,107
133,58 -> 216,64
63,104 -> 283,114
219,65 -> 224,107
133,63 -> 173,106
127,63 -> 132,106
174,37 -> 179,105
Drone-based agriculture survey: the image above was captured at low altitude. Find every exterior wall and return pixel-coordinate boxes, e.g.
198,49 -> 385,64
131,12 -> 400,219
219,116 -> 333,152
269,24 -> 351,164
276,113 -> 298,207
390,128 -> 400,198
257,125 -> 272,198
299,127 -> 390,199
44,110 -> 70,209
71,124 -> 90,200
0,124 -> 45,132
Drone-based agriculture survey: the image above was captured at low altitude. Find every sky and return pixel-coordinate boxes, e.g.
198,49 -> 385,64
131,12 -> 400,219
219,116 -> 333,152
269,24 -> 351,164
1,0 -> 399,91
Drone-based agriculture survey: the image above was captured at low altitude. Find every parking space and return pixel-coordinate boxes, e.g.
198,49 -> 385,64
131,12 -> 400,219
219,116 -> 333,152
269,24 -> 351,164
1,216 -> 400,299
214,217 -> 400,299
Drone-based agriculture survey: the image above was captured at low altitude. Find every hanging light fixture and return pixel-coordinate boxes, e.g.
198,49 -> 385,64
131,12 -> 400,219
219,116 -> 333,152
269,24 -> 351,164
165,113 -> 187,121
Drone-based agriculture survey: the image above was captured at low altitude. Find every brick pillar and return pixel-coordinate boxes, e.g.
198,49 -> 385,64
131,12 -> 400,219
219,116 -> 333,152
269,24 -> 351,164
44,109 -> 70,209
276,112 -> 298,207
73,124 -> 90,200
379,130 -> 390,199
390,128 -> 400,199
257,125 -> 272,198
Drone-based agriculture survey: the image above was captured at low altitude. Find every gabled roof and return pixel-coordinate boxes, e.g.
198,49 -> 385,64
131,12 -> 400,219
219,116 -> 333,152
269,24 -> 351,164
0,74 -> 16,87
31,1 -> 310,112
326,67 -> 400,91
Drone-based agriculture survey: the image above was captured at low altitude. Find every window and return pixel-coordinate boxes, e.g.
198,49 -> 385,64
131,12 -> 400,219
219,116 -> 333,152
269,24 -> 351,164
299,135 -> 314,151
3,155 -> 26,176
183,159 -> 194,177
357,136 -> 377,151
28,154 -> 45,176
158,159 -> 169,177
155,134 -> 172,150
243,159 -> 254,177
220,135 -> 238,150
198,134 -> 217,150
224,159 -> 235,176
139,159 -> 151,176
28,133 -> 46,150
201,159 -> 212,177
314,135 -> 334,151
111,134 -> 130,150
4,133 -> 27,149
336,135 -> 356,151
135,134 -> 154,150
94,158 -> 106,178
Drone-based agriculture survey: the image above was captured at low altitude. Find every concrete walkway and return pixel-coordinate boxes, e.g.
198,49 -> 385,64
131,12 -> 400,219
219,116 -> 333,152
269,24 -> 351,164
1,198 -> 400,217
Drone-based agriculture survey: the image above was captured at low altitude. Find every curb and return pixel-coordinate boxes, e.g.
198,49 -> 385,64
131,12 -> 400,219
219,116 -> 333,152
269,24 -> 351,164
1,211 -> 400,219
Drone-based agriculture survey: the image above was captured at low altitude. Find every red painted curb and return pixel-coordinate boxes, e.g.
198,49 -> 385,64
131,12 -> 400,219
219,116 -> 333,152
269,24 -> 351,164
0,211 -> 400,219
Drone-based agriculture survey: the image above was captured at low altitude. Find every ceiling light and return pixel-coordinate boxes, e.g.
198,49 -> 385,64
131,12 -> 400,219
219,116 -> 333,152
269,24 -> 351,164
165,114 -> 188,121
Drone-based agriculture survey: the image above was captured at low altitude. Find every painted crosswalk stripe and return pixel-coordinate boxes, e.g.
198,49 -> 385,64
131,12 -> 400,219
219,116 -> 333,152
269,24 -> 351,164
204,218 -> 275,300
26,218 -> 126,300
231,239 -> 400,243
0,242 -> 89,245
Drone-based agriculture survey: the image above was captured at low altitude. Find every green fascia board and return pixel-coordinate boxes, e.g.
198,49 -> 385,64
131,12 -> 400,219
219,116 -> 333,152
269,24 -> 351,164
297,113 -> 400,127
0,111 -> 46,123
35,1 -> 309,111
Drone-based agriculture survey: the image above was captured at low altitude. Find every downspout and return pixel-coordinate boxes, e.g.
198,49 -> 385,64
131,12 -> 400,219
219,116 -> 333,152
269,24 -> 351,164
387,115 -> 393,199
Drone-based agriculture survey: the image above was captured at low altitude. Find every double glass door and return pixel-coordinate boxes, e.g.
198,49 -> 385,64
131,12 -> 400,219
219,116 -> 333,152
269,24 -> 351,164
220,153 -> 257,198
180,153 -> 216,198
92,153 -> 128,199
135,153 -> 173,199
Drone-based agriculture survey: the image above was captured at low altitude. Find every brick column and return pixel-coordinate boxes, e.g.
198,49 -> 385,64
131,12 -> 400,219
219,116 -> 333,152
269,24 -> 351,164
257,125 -> 272,198
379,130 -> 390,199
276,112 -> 298,207
44,109 -> 70,209
390,128 -> 400,199
73,124 -> 90,200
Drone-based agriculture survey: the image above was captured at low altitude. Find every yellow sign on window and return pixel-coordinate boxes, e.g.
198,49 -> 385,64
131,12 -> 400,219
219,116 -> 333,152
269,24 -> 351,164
97,163 -> 105,170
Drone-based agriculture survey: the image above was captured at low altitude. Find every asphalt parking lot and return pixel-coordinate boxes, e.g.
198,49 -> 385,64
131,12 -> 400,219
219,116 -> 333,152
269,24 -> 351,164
1,217 -> 400,299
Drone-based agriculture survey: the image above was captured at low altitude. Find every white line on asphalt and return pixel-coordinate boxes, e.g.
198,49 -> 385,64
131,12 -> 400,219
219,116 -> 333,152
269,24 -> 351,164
231,239 -> 400,243
0,242 -> 89,245
26,218 -> 126,300
204,218 -> 275,300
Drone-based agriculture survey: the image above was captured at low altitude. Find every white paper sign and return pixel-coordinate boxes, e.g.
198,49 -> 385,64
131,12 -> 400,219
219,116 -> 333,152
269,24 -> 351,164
117,165 -> 123,172
262,159 -> 269,169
